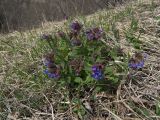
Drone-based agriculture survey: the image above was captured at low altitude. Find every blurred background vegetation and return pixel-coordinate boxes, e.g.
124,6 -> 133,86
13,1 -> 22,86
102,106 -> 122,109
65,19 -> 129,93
0,0 -> 125,32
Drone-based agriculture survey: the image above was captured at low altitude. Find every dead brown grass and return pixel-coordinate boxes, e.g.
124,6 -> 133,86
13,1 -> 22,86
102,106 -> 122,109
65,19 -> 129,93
1,0 -> 160,120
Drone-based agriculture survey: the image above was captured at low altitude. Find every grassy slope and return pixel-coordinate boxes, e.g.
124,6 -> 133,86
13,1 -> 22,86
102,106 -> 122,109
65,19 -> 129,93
0,0 -> 160,119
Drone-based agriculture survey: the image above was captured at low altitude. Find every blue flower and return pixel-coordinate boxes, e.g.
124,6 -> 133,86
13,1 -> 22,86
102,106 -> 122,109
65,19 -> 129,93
128,52 -> 147,69
44,69 -> 60,79
129,60 -> 144,69
91,64 -> 104,80
91,71 -> 103,80
42,52 -> 60,79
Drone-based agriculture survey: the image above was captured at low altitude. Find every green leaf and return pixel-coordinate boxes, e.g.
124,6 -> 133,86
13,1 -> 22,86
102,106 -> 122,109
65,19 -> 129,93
72,98 -> 80,104
84,63 -> 92,71
141,108 -> 150,116
108,76 -> 119,83
156,102 -> 160,116
131,17 -> 138,31
68,50 -> 78,57
85,76 -> 93,83
154,16 -> 160,20
109,49 -> 117,59
105,66 -> 114,74
95,86 -> 102,92
74,77 -> 82,83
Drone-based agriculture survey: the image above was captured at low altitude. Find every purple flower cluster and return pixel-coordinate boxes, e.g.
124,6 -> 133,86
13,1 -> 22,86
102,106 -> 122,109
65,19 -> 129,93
86,27 -> 103,41
91,64 -> 104,80
43,52 -> 60,79
41,34 -> 52,41
128,52 -> 147,69
69,21 -> 82,40
70,21 -> 82,33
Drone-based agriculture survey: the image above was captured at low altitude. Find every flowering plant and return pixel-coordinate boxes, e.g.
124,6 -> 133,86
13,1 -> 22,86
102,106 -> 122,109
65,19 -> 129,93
40,21 -> 146,100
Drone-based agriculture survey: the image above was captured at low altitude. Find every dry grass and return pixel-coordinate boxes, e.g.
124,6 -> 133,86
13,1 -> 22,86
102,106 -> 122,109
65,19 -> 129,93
0,0 -> 160,119
100,0 -> 160,119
